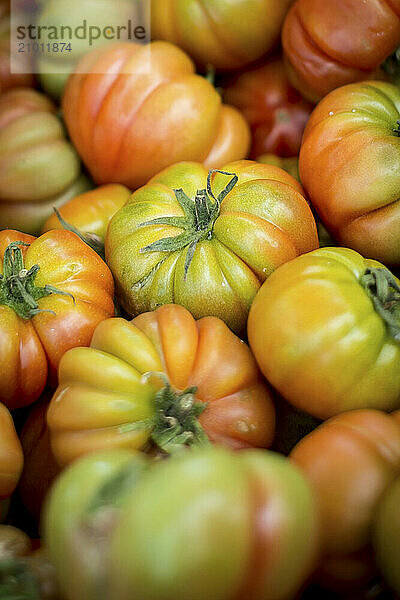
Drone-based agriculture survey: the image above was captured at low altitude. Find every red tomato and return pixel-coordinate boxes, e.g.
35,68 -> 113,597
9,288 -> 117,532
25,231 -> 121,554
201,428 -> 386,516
282,0 -> 400,102
224,57 -> 313,158
0,229 -> 115,409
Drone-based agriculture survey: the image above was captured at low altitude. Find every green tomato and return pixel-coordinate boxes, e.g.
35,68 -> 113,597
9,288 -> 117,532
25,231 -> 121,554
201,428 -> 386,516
109,447 -> 319,600
43,449 -> 148,600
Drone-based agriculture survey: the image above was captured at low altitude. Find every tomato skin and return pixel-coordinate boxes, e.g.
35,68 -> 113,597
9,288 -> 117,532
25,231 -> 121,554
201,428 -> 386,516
42,184 -> 131,241
109,447 -> 318,600
0,229 -> 115,410
224,58 -> 313,159
151,0 -> 293,71
300,81 -> 400,266
248,247 -> 400,419
47,304 -> 275,466
0,403 -> 23,519
282,0 -> 400,102
373,476 -> 400,595
62,42 -> 250,190
106,160 -> 318,334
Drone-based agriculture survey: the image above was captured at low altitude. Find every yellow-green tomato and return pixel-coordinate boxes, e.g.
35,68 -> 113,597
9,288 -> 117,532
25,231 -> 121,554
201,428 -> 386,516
43,449 -> 148,600
373,476 -> 400,595
109,447 -> 319,600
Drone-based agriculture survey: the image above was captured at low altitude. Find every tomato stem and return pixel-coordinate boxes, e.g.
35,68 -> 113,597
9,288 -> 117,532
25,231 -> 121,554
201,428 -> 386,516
137,169 -> 238,281
0,241 -> 74,320
360,267 -> 400,341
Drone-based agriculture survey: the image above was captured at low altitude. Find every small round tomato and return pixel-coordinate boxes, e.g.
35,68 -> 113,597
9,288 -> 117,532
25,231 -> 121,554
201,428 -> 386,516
248,247 -> 400,419
282,0 -> 400,102
63,42 -> 250,190
47,304 -> 275,466
151,0 -> 293,71
373,476 -> 400,596
106,160 -> 318,334
299,81 -> 400,267
290,409 -> 400,592
0,403 -> 23,522
224,58 -> 313,159
0,229 -> 115,409
109,447 -> 319,600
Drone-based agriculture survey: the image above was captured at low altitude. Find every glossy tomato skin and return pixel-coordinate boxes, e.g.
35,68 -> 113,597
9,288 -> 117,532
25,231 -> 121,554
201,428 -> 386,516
62,42 -> 250,190
109,447 -> 319,600
248,247 -> 400,419
291,410 -> 400,592
282,0 -> 400,102
373,476 -> 400,595
42,184 -> 131,241
43,449 -> 149,600
47,304 -> 275,466
106,160 -> 318,334
300,81 -> 400,266
151,0 -> 293,71
0,403 -> 23,521
224,58 -> 313,159
0,229 -> 115,410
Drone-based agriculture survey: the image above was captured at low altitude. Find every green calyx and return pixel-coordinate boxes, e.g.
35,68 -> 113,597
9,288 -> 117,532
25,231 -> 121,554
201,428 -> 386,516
0,559 -> 40,600
53,208 -> 105,261
360,267 -> 400,341
120,373 -> 210,455
139,169 -> 238,279
0,241 -> 74,320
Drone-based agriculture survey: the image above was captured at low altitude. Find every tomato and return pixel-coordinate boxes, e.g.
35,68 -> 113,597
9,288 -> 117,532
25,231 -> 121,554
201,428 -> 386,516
282,0 -> 400,102
299,81 -> 400,267
223,57 -> 313,159
47,304 -> 275,466
373,476 -> 400,596
18,395 -> 59,524
36,0 -> 138,98
290,410 -> 400,592
62,42 -> 251,190
248,247 -> 400,419
108,447 -> 318,600
151,0 -> 293,71
0,88 -> 82,233
0,3 -> 34,94
105,160 -> 318,334
43,449 -> 149,600
0,229 -> 115,410
0,403 -> 23,521
42,184 -> 131,255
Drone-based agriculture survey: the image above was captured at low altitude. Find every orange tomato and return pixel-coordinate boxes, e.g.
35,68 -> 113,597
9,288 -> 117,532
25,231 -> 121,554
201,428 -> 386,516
62,42 -> 250,190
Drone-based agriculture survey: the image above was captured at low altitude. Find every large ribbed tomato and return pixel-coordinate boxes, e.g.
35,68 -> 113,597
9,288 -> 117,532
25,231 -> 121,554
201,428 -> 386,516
151,0 -> 293,71
248,247 -> 400,419
105,160 -> 318,334
0,229 -> 114,410
299,81 -> 400,266
47,304 -> 275,466
282,0 -> 400,102
62,41 -> 250,190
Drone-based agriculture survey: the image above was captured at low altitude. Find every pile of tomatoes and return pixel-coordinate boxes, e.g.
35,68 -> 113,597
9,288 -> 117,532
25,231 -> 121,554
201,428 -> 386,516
0,0 -> 400,599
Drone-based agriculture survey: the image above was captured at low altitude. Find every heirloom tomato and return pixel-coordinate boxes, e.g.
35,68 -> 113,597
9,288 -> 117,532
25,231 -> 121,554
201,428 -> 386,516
47,304 -> 275,466
291,410 -> 400,592
224,57 -> 313,159
248,247 -> 400,419
62,41 -> 250,190
0,88 -> 83,233
109,447 -> 318,600
299,81 -> 400,267
105,160 -> 318,334
0,229 -> 114,410
373,476 -> 400,596
44,449 -> 149,600
151,0 -> 293,71
0,403 -> 23,522
282,0 -> 400,102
